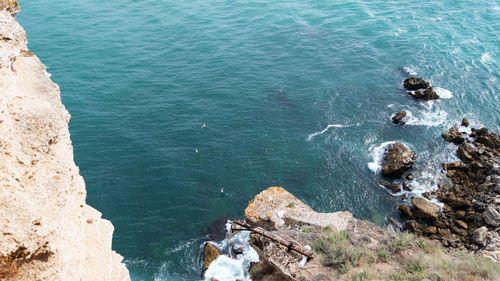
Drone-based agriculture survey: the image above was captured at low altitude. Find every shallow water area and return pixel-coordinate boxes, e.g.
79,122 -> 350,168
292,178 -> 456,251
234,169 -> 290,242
16,0 -> 499,280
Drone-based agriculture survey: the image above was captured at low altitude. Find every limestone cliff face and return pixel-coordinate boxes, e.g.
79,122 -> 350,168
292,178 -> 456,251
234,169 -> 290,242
0,2 -> 130,280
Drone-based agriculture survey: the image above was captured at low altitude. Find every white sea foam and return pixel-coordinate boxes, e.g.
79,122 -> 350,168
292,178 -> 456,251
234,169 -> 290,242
404,105 -> 448,127
402,66 -> 417,76
307,124 -> 348,141
204,230 -> 259,281
481,52 -> 494,64
434,87 -> 453,99
367,141 -> 396,173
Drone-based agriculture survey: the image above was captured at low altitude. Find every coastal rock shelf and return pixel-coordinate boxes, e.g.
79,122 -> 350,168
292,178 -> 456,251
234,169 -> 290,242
0,2 -> 130,280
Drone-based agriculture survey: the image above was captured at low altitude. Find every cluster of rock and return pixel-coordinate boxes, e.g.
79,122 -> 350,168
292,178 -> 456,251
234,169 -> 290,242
399,121 -> 500,261
403,77 -> 440,101
392,77 -> 440,125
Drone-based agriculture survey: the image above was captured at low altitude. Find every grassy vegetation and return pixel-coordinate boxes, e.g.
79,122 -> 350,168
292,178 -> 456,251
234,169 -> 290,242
311,227 -> 500,281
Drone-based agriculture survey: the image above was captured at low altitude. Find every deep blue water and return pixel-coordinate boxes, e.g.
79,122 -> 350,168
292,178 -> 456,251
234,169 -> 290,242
17,0 -> 499,280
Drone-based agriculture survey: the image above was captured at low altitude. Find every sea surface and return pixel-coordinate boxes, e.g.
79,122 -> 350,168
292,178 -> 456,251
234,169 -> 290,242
17,0 -> 499,280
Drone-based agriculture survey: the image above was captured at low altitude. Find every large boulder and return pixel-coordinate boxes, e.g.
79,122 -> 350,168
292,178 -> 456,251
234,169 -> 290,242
411,197 -> 440,221
442,125 -> 465,144
403,78 -> 429,90
409,87 -> 439,100
381,143 -> 416,177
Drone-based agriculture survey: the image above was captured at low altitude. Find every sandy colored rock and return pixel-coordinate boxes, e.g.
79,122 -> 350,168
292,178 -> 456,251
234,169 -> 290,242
0,6 -> 129,281
203,243 -> 220,272
245,186 -> 353,231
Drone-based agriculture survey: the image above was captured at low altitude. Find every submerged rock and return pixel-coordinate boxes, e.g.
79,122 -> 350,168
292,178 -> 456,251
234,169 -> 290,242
403,77 -> 429,90
461,118 -> 469,127
409,87 -> 440,100
442,125 -> 465,144
381,143 -> 416,177
380,181 -> 401,193
392,110 -> 407,124
203,216 -> 229,241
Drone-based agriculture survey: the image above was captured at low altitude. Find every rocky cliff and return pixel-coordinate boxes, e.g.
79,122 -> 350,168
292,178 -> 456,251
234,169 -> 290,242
0,2 -> 130,280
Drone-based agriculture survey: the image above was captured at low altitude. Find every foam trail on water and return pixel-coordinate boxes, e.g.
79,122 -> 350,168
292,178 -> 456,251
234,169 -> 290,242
307,124 -> 349,141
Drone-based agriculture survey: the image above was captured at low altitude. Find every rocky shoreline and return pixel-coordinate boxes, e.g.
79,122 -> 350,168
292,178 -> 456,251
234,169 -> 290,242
204,187 -> 499,281
202,76 -> 499,280
400,122 -> 500,261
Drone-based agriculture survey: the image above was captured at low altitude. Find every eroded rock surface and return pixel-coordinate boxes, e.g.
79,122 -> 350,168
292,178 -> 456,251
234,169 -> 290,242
0,3 -> 130,280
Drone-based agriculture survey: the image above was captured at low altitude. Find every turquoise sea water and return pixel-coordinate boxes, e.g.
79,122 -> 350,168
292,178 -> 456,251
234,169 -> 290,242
17,0 -> 499,280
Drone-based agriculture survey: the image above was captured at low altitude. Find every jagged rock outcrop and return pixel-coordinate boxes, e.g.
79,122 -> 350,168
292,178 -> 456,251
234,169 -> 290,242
403,77 -> 440,100
0,3 -> 130,280
403,77 -> 429,90
381,143 -> 416,177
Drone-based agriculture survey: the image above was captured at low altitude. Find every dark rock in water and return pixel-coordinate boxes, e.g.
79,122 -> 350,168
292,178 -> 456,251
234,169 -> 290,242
483,205 -> 500,227
382,143 -> 416,177
442,125 -> 465,144
202,243 -> 220,273
380,181 -> 401,193
473,129 -> 500,150
392,110 -> 407,124
403,181 -> 413,191
403,77 -> 429,90
203,216 -> 229,241
409,87 -> 440,100
461,118 -> 469,127
471,127 -> 488,137
230,242 -> 246,256
406,173 -> 414,181
399,203 -> 413,219
411,197 -> 440,221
